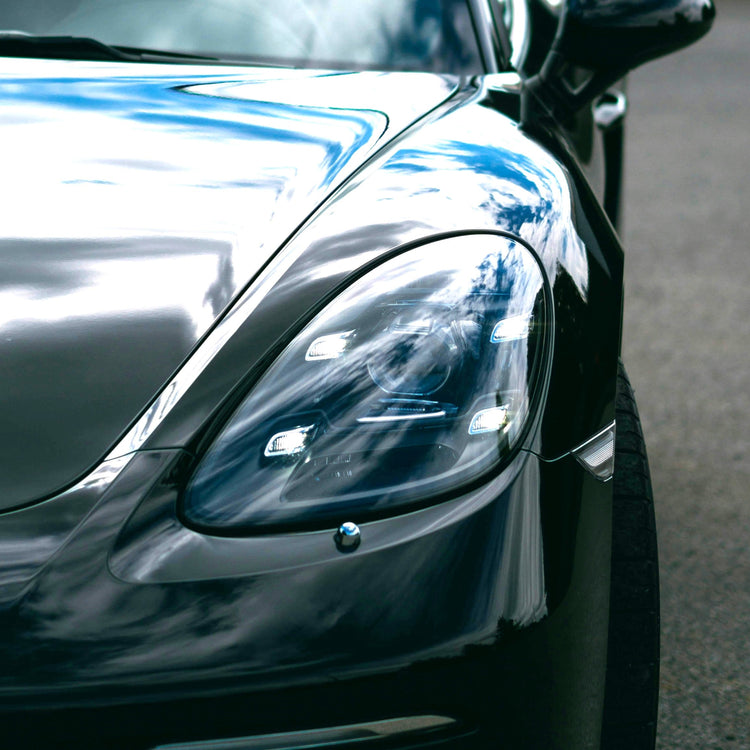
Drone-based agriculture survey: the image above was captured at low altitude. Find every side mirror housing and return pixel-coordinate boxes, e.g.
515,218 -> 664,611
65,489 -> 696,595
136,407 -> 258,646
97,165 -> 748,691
524,0 -> 716,122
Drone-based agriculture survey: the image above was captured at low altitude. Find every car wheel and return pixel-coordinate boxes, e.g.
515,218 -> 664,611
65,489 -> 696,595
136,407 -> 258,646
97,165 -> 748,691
600,361 -> 660,750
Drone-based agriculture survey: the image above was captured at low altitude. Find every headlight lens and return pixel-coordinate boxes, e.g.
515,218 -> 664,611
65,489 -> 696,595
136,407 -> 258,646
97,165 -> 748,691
183,234 -> 549,532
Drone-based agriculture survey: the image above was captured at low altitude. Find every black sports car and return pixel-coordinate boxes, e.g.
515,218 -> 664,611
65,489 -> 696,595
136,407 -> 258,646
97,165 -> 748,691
0,1 -> 714,748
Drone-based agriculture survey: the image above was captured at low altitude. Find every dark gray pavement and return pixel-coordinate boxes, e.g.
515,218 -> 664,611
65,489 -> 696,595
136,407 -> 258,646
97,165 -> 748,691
621,1 -> 750,746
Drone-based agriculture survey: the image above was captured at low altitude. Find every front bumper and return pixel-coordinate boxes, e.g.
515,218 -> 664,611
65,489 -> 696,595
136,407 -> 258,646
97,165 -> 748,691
1,450 -> 611,749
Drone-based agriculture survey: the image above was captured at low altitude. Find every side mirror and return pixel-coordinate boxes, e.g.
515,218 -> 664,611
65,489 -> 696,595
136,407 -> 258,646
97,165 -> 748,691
523,0 -> 716,122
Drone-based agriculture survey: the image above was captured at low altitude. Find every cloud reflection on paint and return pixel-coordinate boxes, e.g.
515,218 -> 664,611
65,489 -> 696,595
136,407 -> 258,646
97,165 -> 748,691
0,59 -> 454,509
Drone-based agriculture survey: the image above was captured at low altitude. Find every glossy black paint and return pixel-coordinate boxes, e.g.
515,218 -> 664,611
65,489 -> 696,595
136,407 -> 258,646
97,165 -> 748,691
561,0 -> 716,71
141,78 -> 621,465
523,0 -> 715,123
0,69 -> 619,748
1,450 -> 611,750
0,0 -> 712,747
0,61 -> 456,509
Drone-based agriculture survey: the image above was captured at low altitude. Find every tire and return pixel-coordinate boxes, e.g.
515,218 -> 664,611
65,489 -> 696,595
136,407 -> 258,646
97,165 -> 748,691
600,361 -> 660,750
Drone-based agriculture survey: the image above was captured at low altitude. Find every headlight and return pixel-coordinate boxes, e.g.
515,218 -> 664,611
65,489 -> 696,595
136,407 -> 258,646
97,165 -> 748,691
183,233 -> 549,532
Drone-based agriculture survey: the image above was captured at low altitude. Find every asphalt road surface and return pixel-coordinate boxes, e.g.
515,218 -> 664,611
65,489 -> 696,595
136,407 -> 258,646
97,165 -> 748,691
620,2 -> 750,747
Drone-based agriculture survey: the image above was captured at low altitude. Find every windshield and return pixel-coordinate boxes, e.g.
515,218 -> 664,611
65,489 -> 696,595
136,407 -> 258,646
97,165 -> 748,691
0,0 -> 481,72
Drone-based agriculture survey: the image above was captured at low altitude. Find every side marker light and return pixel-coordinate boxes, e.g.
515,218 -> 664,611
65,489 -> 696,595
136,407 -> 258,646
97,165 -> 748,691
572,421 -> 616,481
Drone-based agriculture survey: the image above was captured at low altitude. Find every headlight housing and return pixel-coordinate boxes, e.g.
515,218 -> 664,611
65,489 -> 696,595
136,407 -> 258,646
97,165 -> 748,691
183,233 -> 550,533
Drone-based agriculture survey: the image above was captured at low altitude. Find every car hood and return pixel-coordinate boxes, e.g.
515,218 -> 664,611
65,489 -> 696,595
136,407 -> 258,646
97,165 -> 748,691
0,59 -> 458,510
